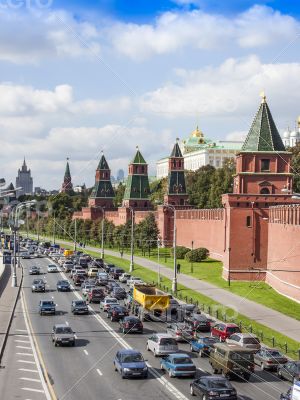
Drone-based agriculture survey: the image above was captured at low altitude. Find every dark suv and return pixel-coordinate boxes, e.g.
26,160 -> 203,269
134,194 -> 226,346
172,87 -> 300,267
86,288 -> 105,303
39,300 -> 56,315
110,268 -> 125,279
184,313 -> 211,332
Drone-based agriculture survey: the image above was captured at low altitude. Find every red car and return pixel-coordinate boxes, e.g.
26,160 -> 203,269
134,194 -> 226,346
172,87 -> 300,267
210,323 -> 241,342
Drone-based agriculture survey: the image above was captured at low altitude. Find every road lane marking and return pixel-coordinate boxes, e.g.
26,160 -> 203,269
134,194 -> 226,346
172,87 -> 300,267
65,321 -> 69,325
15,334 -> 28,337
83,350 -> 89,356
19,368 -> 39,373
17,345 -> 32,350
96,369 -> 103,376
18,360 -> 36,364
15,340 -> 30,344
20,377 -> 41,383
22,387 -> 45,393
16,329 -> 27,332
17,353 -> 34,357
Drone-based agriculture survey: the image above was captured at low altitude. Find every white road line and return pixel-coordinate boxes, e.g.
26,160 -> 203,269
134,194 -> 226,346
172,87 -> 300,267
18,360 -> 36,364
83,350 -> 89,356
16,345 -> 32,350
57,263 -> 189,400
22,387 -> 45,393
65,321 -> 69,326
74,334 -> 78,339
96,369 -> 103,376
16,329 -> 27,332
15,334 -> 28,337
20,377 -> 41,383
19,368 -> 39,373
15,340 -> 30,344
17,353 -> 34,357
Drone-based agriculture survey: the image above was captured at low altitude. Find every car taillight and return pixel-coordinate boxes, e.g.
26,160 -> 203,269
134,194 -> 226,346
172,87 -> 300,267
175,331 -> 182,336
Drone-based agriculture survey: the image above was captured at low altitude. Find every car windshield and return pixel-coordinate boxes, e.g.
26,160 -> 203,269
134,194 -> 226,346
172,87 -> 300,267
59,281 -> 69,285
173,357 -> 192,365
202,338 -> 216,344
227,327 -> 240,334
75,301 -> 86,306
230,352 -> 252,360
265,350 -> 282,357
126,318 -> 140,323
244,338 -> 259,344
56,327 -> 73,334
160,338 -> 177,346
107,299 -> 118,303
33,280 -> 43,284
207,379 -> 232,389
122,353 -> 143,363
42,301 -> 54,306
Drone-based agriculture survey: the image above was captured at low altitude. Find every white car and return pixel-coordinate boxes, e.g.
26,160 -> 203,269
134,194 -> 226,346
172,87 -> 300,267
47,264 -> 58,273
146,333 -> 178,356
128,277 -> 144,288
119,273 -> 131,283
100,297 -> 119,312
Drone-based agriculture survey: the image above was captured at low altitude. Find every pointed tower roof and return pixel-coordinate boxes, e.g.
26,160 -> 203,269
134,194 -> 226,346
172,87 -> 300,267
23,157 -> 26,168
64,160 -> 71,178
7,182 -> 15,191
242,94 -> 286,152
131,147 -> 147,164
97,152 -> 109,170
170,139 -> 183,157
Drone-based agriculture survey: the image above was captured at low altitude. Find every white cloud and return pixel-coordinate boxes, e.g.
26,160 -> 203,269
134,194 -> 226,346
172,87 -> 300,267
139,56 -> 300,120
109,6 -> 299,60
0,9 -> 101,63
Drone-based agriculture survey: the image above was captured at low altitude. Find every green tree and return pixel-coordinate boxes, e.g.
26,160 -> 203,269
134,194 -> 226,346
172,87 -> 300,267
114,183 -> 125,207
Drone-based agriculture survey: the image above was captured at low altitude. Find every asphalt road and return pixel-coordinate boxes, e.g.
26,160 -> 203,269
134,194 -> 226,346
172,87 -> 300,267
14,256 -> 292,400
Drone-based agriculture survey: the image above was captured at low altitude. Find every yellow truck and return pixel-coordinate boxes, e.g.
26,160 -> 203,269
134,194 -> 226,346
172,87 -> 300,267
64,249 -> 74,257
132,285 -> 170,321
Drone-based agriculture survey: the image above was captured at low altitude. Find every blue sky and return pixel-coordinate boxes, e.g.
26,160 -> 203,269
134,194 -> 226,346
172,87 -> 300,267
0,1 -> 299,189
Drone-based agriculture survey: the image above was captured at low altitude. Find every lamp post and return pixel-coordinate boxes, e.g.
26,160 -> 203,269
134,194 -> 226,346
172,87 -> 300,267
129,207 -> 134,273
157,237 -> 161,284
191,240 -> 194,273
74,218 -> 77,252
53,211 -> 56,244
93,206 -> 106,259
164,204 -> 177,293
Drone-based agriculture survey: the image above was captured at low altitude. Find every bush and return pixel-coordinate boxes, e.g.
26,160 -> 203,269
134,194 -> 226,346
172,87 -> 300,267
175,246 -> 190,259
185,248 -> 209,262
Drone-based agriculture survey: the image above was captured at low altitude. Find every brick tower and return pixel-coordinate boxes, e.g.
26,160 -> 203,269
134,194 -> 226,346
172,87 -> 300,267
122,147 -> 151,209
164,139 -> 189,206
61,158 -> 73,194
89,152 -> 115,208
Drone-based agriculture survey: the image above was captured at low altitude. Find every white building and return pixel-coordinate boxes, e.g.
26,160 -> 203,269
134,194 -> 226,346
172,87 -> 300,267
282,118 -> 300,148
156,127 -> 243,179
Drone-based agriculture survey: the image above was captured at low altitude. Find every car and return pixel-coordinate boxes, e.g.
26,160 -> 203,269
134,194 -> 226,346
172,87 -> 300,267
112,287 -> 127,300
119,316 -> 143,334
107,305 -> 129,321
113,349 -> 148,379
109,268 -> 125,280
190,336 -> 218,357
73,274 -> 86,286
190,376 -> 238,399
81,283 -> 96,295
71,300 -> 89,315
22,252 -> 31,259
29,266 -> 40,275
57,280 -> 71,292
254,348 -> 288,370
52,324 -> 75,347
91,258 -> 104,268
63,261 -> 74,272
146,333 -> 178,356
79,257 -> 89,268
184,313 -> 211,332
119,273 -> 131,283
97,272 -> 109,286
70,266 -> 84,278
210,323 -> 241,342
47,264 -> 58,273
88,267 -> 98,278
106,281 -> 121,294
160,353 -> 196,378
39,300 -> 56,315
278,361 -> 300,382
100,297 -> 120,312
127,277 -> 144,288
31,279 -> 46,292
226,333 -> 261,352
103,263 -> 115,273
85,288 -> 105,303
166,323 -> 194,342
280,388 -> 292,400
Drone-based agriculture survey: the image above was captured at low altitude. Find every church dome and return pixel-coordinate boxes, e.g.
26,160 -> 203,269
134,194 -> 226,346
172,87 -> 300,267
283,130 -> 290,138
191,126 -> 204,138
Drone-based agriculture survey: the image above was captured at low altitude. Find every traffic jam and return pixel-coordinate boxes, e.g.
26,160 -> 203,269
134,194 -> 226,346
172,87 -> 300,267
21,238 -> 300,400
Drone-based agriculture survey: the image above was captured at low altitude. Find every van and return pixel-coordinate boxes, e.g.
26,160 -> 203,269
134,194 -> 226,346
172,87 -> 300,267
146,333 -> 178,356
209,343 -> 254,381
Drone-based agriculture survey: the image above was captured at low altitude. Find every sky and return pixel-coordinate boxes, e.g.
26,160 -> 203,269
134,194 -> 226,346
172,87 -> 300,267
0,0 -> 300,189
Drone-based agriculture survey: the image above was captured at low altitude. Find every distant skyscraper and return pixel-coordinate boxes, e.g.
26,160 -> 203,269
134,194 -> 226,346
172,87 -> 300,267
16,158 -> 33,197
60,159 -> 73,194
117,169 -> 125,182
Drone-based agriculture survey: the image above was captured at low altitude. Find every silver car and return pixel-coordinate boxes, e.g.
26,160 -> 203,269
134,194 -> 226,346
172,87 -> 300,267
52,324 -> 75,347
226,333 -> 261,352
146,333 -> 178,356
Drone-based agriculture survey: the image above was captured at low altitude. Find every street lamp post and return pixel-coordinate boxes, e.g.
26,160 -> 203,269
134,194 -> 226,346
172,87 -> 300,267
164,204 -> 177,293
191,240 -> 194,273
74,218 -> 77,252
157,238 -> 161,284
129,207 -> 134,273
53,211 -> 56,244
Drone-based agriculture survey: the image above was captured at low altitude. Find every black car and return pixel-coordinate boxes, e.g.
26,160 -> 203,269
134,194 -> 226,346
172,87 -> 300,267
107,305 -> 129,321
184,313 -> 211,332
57,280 -> 71,292
190,376 -> 237,399
92,258 -> 104,268
71,300 -> 89,315
29,266 -> 40,275
106,281 -> 120,294
119,316 -> 143,334
104,263 -> 115,273
278,361 -> 300,382
39,300 -> 56,315
112,287 -> 127,300
110,268 -> 125,279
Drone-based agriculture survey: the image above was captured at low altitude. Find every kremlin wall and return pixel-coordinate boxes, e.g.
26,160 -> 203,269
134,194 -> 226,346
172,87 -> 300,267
72,96 -> 300,303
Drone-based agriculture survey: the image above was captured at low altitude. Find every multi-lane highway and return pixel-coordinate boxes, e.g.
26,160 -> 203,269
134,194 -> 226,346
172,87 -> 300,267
1,256 -> 292,400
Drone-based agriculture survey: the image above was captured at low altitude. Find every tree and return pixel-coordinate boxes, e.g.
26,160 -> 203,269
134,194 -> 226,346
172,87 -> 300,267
150,178 -> 168,206
290,143 -> 300,193
114,183 -> 125,207
176,246 -> 190,259
137,213 -> 159,251
185,248 -> 209,262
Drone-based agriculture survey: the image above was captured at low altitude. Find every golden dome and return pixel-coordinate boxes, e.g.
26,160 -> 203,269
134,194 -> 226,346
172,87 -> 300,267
191,125 -> 204,138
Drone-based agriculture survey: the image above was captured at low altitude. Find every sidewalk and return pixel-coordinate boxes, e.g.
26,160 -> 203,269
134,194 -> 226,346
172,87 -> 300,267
33,236 -> 300,342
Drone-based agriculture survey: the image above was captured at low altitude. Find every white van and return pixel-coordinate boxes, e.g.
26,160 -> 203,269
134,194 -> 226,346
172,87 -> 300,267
146,333 -> 178,356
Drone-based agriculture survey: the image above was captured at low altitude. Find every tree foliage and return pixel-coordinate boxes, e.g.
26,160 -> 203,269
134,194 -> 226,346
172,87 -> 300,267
185,248 -> 209,262
176,246 -> 190,259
